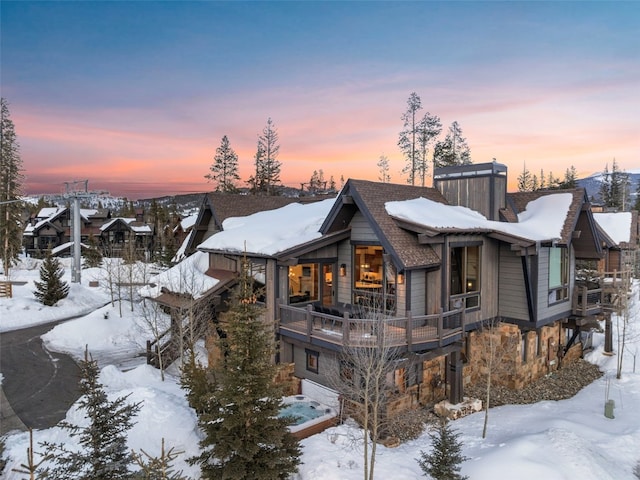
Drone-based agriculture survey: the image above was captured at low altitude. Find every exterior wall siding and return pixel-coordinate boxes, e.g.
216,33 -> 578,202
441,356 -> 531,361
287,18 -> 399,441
409,270 -> 425,316
292,344 -> 339,389
350,211 -> 378,242
337,239 -> 352,305
498,244 -> 529,321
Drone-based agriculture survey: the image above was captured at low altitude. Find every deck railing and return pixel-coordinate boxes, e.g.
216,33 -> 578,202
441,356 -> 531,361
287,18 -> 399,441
278,302 -> 465,350
572,284 -> 603,317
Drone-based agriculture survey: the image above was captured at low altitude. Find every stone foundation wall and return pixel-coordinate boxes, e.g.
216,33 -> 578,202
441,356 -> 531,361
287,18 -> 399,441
275,362 -> 301,396
465,321 -> 581,390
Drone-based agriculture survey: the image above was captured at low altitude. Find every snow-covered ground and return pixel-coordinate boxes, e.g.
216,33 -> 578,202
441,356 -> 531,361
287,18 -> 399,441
1,258 -> 639,479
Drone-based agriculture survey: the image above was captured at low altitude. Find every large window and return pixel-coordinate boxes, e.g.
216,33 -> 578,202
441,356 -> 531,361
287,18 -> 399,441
450,244 -> 480,309
353,245 -> 397,314
548,247 -> 569,304
288,263 -> 319,304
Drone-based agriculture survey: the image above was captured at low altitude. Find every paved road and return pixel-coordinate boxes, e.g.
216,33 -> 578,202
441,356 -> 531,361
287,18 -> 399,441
0,322 -> 81,435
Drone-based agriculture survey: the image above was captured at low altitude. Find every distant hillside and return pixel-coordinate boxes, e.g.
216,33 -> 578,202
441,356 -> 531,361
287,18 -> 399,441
577,169 -> 640,205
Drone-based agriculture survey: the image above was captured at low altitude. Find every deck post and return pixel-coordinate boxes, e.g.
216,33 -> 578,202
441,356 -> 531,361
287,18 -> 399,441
406,310 -> 412,351
437,308 -> 443,347
581,285 -> 587,316
448,350 -> 463,404
343,315 -> 350,346
604,312 -> 613,355
306,304 -> 313,341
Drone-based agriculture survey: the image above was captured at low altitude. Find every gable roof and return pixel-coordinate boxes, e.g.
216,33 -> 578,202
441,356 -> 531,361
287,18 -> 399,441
504,189 -> 587,245
321,179 -> 447,270
198,198 -> 336,257
593,210 -> 638,249
184,193 -> 309,256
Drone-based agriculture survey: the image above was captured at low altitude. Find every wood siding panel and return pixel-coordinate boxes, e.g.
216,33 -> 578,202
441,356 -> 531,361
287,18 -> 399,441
292,345 -> 339,388
337,240 -> 352,305
350,211 -> 378,242
409,270 -> 426,316
208,253 -> 237,271
498,244 -> 529,320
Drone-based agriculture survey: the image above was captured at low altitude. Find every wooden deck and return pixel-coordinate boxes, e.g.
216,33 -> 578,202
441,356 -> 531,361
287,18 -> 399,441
278,303 -> 466,351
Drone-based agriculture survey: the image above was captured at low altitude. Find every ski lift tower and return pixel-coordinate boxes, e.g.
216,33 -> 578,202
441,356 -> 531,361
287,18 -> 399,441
63,180 -> 105,283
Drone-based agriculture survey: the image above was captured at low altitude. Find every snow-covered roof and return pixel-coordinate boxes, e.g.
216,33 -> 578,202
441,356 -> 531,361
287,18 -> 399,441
385,192 -> 574,243
198,198 -> 337,256
140,251 -> 219,300
593,212 -> 632,245
176,212 -> 198,232
172,230 -> 193,263
100,218 -> 152,234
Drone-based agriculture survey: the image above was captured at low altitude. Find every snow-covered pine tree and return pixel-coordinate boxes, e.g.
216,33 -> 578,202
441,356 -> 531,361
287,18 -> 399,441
417,419 -> 468,480
39,349 -> 141,480
33,252 -> 70,306
184,256 -> 300,480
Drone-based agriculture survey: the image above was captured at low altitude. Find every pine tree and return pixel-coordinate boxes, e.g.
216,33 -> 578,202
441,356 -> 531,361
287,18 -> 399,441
205,135 -> 240,193
517,163 -> 534,192
183,257 -> 301,480
83,234 -> 103,268
39,349 -> 141,480
131,439 -> 191,480
416,112 -> 442,186
610,159 -> 630,210
0,98 -> 25,277
634,179 -> 640,211
377,154 -> 391,183
599,163 -> 612,205
256,118 -> 282,196
417,419 -> 468,480
33,253 -> 70,306
433,121 -> 471,169
398,92 -> 423,185
558,165 -> 578,189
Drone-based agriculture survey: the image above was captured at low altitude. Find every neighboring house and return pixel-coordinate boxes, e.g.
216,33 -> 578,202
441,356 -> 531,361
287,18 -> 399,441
172,211 -> 199,262
99,217 -> 155,260
23,207 -> 111,257
593,210 -> 639,276
150,162 -> 606,414
181,193 -> 313,258
23,206 -> 155,260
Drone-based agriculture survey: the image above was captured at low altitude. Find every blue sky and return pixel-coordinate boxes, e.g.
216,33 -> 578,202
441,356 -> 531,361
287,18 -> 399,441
2,1 -> 638,198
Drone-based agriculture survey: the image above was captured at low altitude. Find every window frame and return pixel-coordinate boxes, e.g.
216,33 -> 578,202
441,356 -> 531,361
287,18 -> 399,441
548,246 -> 569,305
449,242 -> 482,311
305,349 -> 319,374
352,244 -> 397,314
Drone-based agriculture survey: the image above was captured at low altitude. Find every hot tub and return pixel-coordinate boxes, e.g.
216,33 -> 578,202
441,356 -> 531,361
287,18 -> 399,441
279,394 -> 338,439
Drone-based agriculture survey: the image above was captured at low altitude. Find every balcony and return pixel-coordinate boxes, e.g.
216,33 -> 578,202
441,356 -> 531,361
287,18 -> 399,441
572,284 -> 603,317
278,302 -> 466,352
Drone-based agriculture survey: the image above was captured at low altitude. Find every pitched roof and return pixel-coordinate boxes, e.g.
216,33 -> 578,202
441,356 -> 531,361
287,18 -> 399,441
322,179 -> 447,270
593,210 -> 638,249
204,193 -> 304,230
505,188 -> 586,245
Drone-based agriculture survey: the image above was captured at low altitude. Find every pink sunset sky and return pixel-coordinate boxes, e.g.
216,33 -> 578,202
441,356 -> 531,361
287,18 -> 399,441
2,2 -> 638,199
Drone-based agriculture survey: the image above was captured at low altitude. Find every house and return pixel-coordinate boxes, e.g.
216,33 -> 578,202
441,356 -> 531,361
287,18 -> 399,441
22,206 -> 156,260
154,162 -> 606,415
181,193 -> 307,258
98,217 -> 155,260
593,210 -> 639,276
23,207 -> 110,257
